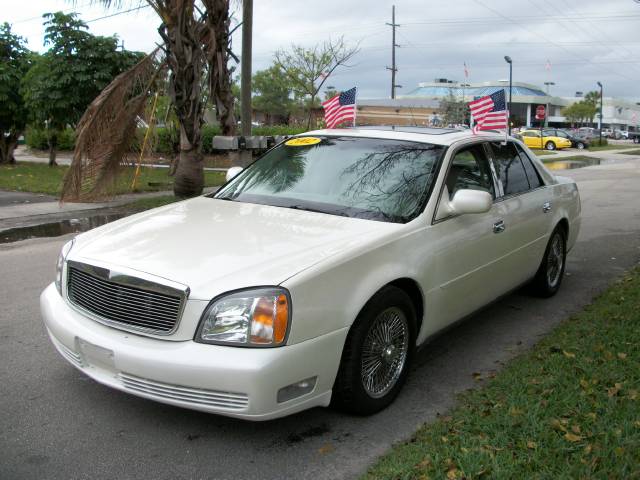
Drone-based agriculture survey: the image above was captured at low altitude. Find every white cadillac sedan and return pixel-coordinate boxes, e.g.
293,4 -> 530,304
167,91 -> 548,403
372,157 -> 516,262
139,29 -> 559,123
41,127 -> 581,420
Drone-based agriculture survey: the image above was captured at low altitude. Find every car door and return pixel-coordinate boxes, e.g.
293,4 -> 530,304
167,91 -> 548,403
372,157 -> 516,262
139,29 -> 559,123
522,131 -> 543,149
486,141 -> 554,283
424,141 -> 513,334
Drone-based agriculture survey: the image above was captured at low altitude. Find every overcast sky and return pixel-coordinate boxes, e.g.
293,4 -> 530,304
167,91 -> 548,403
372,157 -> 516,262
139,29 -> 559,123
4,0 -> 640,99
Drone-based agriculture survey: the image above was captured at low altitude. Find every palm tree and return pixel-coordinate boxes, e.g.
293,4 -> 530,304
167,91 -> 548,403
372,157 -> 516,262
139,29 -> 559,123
63,0 -> 237,200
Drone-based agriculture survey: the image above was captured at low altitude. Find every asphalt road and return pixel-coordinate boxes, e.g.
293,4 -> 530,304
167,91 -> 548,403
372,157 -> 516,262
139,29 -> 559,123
1,159 -> 640,480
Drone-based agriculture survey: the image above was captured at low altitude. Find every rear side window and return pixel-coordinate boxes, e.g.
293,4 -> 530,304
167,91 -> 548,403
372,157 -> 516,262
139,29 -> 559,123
515,144 -> 543,189
489,142 -> 530,196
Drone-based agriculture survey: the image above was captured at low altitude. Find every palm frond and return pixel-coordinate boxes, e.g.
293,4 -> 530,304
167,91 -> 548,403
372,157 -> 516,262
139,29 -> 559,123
60,49 -> 162,202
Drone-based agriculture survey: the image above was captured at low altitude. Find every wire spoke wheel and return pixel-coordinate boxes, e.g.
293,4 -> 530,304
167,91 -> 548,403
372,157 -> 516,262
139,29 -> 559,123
360,307 -> 409,399
546,232 -> 565,288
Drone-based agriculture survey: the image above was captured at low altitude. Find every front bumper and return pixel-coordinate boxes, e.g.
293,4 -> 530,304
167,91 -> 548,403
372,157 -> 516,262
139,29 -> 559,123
40,284 -> 348,420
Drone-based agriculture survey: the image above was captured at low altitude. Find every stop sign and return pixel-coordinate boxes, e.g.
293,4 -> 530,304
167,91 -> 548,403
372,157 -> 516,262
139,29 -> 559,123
535,105 -> 546,119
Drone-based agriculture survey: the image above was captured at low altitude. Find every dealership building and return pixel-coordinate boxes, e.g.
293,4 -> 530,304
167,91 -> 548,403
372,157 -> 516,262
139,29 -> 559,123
357,79 -> 640,131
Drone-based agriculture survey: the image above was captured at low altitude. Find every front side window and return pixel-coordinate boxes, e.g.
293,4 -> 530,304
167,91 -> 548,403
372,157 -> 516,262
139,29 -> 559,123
214,136 -> 445,223
445,144 -> 495,200
489,142 -> 530,196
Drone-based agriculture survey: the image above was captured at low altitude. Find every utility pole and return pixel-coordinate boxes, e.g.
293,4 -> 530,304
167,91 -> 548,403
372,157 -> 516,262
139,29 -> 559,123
386,5 -> 400,99
241,0 -> 253,138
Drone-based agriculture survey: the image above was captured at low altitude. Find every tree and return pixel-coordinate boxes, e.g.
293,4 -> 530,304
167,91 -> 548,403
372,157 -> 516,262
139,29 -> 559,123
440,89 -> 468,126
21,12 -> 142,166
65,0 -> 237,199
562,100 -> 597,127
583,90 -> 601,108
274,37 -> 359,129
323,86 -> 338,101
252,65 -> 294,124
0,23 -> 33,164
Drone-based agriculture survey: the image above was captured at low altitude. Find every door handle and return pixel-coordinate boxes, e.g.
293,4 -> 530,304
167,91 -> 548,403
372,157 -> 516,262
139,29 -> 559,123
543,201 -> 552,213
493,220 -> 505,234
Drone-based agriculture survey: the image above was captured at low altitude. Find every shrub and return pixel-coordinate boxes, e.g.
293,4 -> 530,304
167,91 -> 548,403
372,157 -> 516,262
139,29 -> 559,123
25,127 -> 76,150
201,124 -> 222,153
58,128 -> 76,150
252,125 -> 307,136
589,137 -> 608,147
24,127 -> 49,150
155,126 -> 180,155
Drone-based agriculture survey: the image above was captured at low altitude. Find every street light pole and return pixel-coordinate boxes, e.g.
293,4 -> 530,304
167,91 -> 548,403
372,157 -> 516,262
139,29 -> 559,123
504,56 -> 512,135
597,81 -> 603,145
544,81 -> 555,128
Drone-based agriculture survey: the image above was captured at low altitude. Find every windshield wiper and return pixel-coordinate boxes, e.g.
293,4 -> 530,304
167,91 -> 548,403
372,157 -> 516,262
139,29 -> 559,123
285,205 -> 349,217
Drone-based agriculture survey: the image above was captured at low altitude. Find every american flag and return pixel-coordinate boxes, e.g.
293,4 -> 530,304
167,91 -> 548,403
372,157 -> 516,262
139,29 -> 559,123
469,89 -> 508,133
322,87 -> 357,129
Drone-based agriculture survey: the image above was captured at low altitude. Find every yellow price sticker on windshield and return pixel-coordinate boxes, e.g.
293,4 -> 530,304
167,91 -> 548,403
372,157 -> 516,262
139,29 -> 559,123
285,137 -> 321,147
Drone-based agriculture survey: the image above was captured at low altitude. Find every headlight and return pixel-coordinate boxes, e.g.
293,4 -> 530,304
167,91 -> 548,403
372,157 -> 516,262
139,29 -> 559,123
55,239 -> 75,295
196,287 -> 291,347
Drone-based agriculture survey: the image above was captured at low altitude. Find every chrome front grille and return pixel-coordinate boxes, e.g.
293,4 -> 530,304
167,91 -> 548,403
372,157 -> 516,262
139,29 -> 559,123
119,373 -> 249,410
66,261 -> 187,334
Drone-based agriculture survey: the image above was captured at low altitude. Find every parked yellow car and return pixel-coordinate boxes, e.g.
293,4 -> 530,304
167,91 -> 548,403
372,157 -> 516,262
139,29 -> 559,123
519,130 -> 572,151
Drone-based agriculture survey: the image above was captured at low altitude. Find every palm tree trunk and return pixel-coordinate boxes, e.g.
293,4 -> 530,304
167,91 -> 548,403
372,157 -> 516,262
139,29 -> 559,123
204,0 -> 236,136
173,123 -> 204,197
157,1 -> 207,198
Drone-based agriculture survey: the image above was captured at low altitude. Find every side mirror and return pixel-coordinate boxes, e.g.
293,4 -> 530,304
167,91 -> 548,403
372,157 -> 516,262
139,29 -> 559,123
226,166 -> 243,183
449,189 -> 492,215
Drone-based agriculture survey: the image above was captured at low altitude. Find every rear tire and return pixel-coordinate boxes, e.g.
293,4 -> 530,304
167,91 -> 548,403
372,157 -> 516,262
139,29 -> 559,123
576,142 -> 585,150
545,141 -> 556,150
332,286 -> 416,415
531,226 -> 567,297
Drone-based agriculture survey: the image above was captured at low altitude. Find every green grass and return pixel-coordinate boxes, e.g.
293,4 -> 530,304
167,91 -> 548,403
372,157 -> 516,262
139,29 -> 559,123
529,149 -> 557,156
0,162 -> 225,197
542,155 -> 601,164
620,149 -> 640,156
588,144 -> 637,152
364,269 -> 640,479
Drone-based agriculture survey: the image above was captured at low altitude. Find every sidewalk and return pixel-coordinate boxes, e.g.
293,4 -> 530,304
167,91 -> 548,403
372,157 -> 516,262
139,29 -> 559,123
0,190 -> 170,231
13,146 -> 229,171
0,187 -> 218,233
539,146 -> 639,159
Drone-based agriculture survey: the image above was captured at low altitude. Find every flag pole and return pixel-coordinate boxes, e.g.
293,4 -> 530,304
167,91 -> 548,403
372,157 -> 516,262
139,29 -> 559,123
505,109 -> 509,144
353,87 -> 357,127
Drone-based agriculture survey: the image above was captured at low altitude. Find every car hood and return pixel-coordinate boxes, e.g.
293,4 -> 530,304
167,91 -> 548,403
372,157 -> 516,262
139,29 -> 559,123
71,196 -> 400,299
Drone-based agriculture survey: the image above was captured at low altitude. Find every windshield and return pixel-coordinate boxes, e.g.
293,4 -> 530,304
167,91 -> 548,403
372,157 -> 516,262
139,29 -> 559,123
213,136 -> 445,223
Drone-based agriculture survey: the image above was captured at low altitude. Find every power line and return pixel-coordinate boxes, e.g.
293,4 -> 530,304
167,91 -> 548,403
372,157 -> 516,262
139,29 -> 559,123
471,0 -> 634,82
85,5 -> 152,24
12,3 -> 152,26
13,1 -> 97,24
401,12 -> 640,26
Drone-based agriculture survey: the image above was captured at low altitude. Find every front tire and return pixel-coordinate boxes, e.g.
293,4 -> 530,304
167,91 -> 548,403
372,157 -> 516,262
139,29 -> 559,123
332,286 -> 416,415
576,142 -> 585,150
531,227 -> 567,297
545,141 -> 556,150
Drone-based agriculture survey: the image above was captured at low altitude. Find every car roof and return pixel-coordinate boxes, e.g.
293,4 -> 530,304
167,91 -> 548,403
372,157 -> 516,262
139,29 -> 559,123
303,126 -> 509,146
